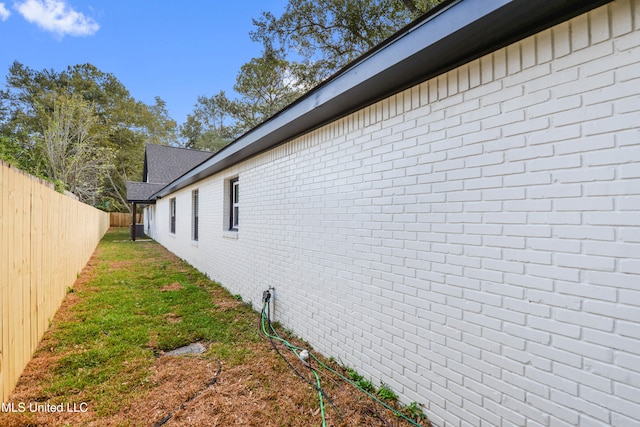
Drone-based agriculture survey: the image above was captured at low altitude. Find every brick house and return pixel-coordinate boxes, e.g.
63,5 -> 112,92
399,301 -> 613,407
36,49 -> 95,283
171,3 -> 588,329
126,143 -> 212,237
127,0 -> 640,425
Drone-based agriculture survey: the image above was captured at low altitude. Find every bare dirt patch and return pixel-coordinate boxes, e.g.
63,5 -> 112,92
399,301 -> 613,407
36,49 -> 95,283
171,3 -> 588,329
161,282 -> 184,292
164,312 -> 182,324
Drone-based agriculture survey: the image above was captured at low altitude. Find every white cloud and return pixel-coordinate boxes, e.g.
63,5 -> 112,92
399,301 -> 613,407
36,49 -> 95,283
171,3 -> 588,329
0,3 -> 10,21
15,0 -> 99,37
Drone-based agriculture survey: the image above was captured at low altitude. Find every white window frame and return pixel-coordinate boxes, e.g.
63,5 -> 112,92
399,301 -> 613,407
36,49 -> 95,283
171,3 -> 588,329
230,178 -> 239,231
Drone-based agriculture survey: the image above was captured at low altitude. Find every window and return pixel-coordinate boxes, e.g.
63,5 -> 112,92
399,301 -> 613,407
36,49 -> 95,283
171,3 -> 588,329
169,197 -> 176,234
230,178 -> 239,231
192,189 -> 199,241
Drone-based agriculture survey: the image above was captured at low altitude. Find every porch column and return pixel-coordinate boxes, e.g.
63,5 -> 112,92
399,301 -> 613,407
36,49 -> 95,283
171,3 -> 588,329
131,202 -> 137,241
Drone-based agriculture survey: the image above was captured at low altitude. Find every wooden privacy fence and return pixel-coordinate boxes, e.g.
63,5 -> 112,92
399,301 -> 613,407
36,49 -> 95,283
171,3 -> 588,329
0,161 -> 110,402
109,212 -> 143,227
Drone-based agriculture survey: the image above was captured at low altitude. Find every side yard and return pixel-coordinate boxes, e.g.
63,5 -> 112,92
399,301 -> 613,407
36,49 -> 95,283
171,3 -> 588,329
0,228 -> 428,427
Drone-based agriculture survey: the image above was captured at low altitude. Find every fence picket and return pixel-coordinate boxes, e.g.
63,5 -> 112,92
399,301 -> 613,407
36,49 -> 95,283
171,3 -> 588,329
0,161 -> 109,402
109,212 -> 142,227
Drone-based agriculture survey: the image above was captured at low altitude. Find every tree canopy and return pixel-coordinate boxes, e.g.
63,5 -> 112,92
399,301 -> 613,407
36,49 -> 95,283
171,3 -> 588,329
182,0 -> 445,151
2,1 -> 447,209
0,61 -> 177,211
251,0 -> 442,80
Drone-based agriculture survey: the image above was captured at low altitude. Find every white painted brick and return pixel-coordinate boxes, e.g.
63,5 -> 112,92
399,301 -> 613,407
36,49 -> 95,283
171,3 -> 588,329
583,110 -> 640,136
556,68 -> 616,101
504,172 -> 551,187
583,146 -> 640,166
557,281 -> 617,303
529,154 -> 582,171
584,79 -> 640,107
503,226 -> 551,239
528,289 -> 582,310
531,393 -> 585,425
584,240 -> 639,257
617,128 -> 640,147
529,315 -> 581,338
504,116 -> 550,137
554,335 -> 614,363
585,212 -> 640,226
143,5 -> 640,427
528,342 -> 582,368
580,384 -> 639,420
505,394 -> 551,425
616,49 -> 640,81
555,253 -> 615,272
589,6 -> 611,44
556,103 -> 614,127
620,258 -> 640,274
464,176 -> 503,190
504,199 -> 551,212
528,184 -> 582,199
573,13 -> 591,50
611,0 -> 633,37
527,238 -> 582,253
584,328 -> 640,357
553,21 -> 571,57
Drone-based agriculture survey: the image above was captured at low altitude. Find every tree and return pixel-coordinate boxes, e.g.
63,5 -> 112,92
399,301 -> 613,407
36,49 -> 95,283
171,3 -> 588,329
145,96 -> 178,146
41,92 -> 113,205
182,0 -> 446,143
181,51 -> 310,149
230,50 -> 309,132
250,0 -> 445,81
180,92 -> 235,151
0,61 -> 178,211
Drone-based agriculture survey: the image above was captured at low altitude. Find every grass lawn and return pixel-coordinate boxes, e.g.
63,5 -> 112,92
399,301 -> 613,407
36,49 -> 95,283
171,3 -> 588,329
1,228 -> 428,427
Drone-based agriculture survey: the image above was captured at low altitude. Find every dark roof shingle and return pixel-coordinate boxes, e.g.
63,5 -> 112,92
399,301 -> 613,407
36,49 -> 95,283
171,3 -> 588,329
126,144 -> 214,203
126,181 -> 166,203
143,144 -> 214,184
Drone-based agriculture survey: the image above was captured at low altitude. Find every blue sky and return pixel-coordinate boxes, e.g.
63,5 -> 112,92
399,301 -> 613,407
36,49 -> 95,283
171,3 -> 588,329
0,0 -> 287,126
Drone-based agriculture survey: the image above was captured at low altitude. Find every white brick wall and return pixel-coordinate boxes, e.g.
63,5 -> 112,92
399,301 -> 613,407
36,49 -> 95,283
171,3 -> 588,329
151,1 -> 640,425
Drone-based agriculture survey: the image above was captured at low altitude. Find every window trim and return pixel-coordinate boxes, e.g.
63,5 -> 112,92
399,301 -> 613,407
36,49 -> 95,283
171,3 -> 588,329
169,197 -> 176,234
229,178 -> 239,231
192,189 -> 199,241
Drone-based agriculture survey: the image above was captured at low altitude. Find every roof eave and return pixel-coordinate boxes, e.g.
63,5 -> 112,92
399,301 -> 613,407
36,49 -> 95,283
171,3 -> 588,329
153,0 -> 611,199
128,199 -> 157,205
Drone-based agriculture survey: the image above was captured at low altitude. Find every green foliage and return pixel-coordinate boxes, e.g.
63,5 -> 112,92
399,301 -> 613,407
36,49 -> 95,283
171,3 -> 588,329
345,367 -> 377,393
250,0 -> 446,81
0,135 -> 47,177
232,51 -> 308,131
377,382 -> 398,401
180,50 -> 307,149
54,179 -> 66,194
0,62 -> 177,210
183,1 -> 445,149
346,367 -> 363,383
40,92 -> 113,205
180,92 -> 234,151
401,401 -> 428,422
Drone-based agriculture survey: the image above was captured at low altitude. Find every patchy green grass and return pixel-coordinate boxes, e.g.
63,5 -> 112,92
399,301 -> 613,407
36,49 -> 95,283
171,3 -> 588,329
4,228 -> 431,427
41,228 -> 259,415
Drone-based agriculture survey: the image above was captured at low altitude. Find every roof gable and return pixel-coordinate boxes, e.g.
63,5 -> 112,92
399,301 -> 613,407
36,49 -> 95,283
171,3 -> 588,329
127,144 -> 213,204
143,143 -> 214,184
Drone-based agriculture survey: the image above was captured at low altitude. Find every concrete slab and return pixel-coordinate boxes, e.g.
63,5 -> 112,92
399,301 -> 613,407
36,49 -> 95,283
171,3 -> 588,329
163,342 -> 206,356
